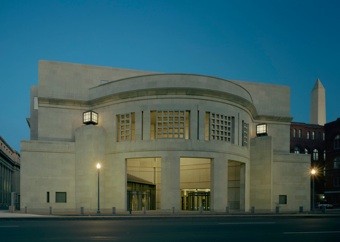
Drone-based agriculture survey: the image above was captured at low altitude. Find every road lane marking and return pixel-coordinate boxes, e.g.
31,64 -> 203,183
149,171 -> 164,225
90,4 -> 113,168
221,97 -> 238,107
218,222 -> 276,225
284,231 -> 340,234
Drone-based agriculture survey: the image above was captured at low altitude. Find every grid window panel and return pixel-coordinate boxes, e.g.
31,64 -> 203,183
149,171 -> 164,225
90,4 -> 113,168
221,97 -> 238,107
209,113 -> 234,142
156,110 -> 187,139
117,113 -> 135,142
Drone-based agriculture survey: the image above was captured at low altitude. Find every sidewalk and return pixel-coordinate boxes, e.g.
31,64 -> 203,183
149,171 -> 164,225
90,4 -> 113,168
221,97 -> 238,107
0,210 -> 47,218
1,209 -> 340,219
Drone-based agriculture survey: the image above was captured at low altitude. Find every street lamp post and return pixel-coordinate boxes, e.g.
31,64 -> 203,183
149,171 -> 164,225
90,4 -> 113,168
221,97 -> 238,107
96,163 -> 101,214
311,168 -> 317,212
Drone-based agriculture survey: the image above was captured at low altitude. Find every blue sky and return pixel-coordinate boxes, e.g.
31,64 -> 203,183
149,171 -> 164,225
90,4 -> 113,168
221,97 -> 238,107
1,0 -> 339,151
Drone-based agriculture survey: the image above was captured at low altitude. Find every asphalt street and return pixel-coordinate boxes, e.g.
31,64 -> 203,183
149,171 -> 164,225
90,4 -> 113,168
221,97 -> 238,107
1,216 -> 339,242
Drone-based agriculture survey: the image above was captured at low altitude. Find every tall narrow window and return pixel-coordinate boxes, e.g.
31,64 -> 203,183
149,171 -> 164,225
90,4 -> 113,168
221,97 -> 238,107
242,121 -> 249,147
117,112 -> 135,142
298,129 -> 302,138
334,135 -> 340,150
313,149 -> 319,161
306,131 -> 310,139
47,192 -> 50,203
312,131 -> 315,140
293,129 -> 296,138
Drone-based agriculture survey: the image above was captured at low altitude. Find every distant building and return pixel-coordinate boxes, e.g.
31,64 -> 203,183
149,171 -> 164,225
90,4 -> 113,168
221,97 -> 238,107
290,122 -> 325,203
0,136 -> 20,209
324,118 -> 340,206
20,61 -> 310,214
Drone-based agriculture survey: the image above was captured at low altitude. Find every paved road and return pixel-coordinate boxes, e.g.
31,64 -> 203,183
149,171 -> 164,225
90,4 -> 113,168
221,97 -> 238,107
1,216 -> 339,242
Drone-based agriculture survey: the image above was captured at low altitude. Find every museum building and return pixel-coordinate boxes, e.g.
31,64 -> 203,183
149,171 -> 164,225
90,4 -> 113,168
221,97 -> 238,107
20,61 -> 310,213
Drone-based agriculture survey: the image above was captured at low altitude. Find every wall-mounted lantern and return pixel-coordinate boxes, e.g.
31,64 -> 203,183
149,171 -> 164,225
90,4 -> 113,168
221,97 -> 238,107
83,111 -> 98,125
256,123 -> 268,136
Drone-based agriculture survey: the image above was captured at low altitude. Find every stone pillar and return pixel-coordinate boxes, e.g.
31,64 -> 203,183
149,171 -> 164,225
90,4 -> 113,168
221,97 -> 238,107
75,125 -> 106,212
198,109 -> 205,140
190,108 -> 198,140
239,163 -> 246,211
211,156 -> 228,212
104,154 -> 126,211
142,109 -> 150,141
161,153 -> 180,211
135,111 -> 142,141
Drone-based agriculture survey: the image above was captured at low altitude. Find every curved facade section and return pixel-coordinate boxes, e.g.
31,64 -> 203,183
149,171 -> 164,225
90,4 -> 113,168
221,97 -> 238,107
21,61 -> 310,214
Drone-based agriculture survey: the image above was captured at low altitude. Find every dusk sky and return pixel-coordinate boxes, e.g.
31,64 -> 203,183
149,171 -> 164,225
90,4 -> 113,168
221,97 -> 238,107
1,0 -> 339,151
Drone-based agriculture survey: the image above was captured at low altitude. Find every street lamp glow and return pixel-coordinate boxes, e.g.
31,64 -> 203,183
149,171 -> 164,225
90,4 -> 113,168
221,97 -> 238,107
311,168 -> 317,175
96,163 -> 101,170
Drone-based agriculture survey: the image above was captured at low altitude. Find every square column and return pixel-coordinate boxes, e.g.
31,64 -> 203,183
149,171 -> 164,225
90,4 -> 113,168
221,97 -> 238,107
161,154 -> 180,211
211,155 -> 228,212
104,154 -> 127,212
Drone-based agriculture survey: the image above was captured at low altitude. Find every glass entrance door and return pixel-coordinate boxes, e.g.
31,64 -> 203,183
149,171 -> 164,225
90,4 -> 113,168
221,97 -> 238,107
181,189 -> 210,211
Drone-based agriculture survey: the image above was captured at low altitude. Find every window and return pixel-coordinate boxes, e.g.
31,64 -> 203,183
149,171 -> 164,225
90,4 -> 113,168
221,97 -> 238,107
306,131 -> 310,139
150,110 -> 190,139
293,129 -> 296,138
334,135 -> 340,150
279,195 -> 287,205
323,132 -> 325,141
313,149 -> 319,161
334,157 -> 340,169
55,192 -> 67,203
304,148 -> 309,154
298,129 -> 302,138
294,147 -> 300,154
205,112 -> 235,142
333,177 -> 340,187
47,192 -> 50,203
311,131 -> 315,140
117,112 -> 135,142
242,121 -> 249,147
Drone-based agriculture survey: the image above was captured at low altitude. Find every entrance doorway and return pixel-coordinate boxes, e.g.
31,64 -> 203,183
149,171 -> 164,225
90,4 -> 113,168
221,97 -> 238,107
180,158 -> 211,211
181,189 -> 210,211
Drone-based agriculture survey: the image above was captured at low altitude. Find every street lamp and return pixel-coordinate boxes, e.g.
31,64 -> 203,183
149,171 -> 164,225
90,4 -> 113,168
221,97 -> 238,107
96,163 -> 101,214
311,168 -> 317,212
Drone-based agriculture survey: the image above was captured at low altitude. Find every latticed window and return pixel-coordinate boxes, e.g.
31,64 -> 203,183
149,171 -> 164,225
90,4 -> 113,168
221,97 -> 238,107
150,110 -> 190,139
242,121 -> 249,147
117,113 -> 135,141
206,112 -> 234,142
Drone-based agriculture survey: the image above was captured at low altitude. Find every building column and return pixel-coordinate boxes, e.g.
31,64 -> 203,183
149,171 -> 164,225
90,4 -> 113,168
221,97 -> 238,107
104,154 -> 126,212
142,109 -> 150,141
211,155 -> 228,212
75,125 -> 106,212
161,153 -> 180,211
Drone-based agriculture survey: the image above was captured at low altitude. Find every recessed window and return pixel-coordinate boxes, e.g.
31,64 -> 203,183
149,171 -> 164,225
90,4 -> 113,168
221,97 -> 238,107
55,192 -> 67,203
298,129 -> 302,138
334,157 -> 340,169
334,135 -> 340,150
242,121 -> 249,147
306,131 -> 310,139
313,149 -> 319,161
294,147 -> 300,154
150,110 -> 190,140
279,195 -> 287,205
117,112 -> 135,142
293,129 -> 296,138
47,192 -> 50,203
311,131 -> 315,140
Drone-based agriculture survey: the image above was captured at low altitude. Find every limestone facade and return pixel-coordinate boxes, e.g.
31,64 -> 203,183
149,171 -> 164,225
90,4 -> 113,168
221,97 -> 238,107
21,61 -> 310,213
